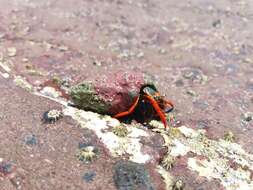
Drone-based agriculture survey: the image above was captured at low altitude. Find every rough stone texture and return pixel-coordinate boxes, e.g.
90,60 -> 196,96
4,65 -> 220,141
0,78 -> 165,189
1,0 -> 253,189
113,160 -> 154,190
0,78 -> 117,190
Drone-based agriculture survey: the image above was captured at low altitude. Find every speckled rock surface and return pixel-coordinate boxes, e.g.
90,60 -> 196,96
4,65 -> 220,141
1,0 -> 253,190
0,78 -> 117,190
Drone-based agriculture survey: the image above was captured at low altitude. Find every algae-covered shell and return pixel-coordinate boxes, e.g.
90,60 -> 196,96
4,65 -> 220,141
70,71 -> 155,115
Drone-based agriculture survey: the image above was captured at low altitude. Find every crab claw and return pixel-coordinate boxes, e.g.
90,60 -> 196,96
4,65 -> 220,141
162,99 -> 174,113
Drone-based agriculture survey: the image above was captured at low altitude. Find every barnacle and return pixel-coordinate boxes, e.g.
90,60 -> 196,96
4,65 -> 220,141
112,125 -> 129,137
43,109 -> 62,123
223,131 -> 235,142
77,146 -> 98,163
170,127 -> 182,138
172,179 -> 185,190
162,154 -> 175,170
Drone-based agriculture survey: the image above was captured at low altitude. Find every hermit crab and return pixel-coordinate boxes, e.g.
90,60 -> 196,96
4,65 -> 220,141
70,71 -> 174,129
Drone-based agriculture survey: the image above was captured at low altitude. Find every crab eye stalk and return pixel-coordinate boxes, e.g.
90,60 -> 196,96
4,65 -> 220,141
140,84 -> 158,95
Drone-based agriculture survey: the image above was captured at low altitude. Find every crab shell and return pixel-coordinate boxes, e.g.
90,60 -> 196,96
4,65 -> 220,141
70,71 -> 156,115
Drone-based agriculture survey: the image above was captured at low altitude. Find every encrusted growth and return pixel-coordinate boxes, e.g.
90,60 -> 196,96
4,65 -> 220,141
70,82 -> 110,114
155,125 -> 253,190
112,125 -> 129,137
64,106 -> 151,163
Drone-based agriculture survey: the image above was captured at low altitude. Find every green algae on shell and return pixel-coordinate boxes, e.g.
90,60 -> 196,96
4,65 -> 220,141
70,71 -> 155,115
70,82 -> 110,114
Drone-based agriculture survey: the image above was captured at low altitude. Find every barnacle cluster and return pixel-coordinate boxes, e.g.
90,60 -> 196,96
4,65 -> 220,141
157,166 -> 186,190
156,125 -> 253,190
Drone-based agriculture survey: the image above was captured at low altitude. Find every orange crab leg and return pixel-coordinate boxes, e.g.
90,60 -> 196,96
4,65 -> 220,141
144,95 -> 168,129
114,96 -> 140,118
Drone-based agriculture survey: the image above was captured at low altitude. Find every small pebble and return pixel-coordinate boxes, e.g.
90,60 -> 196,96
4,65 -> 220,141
242,112 -> 253,122
186,89 -> 197,97
7,47 -> 17,57
1,73 -> 9,78
58,45 -> 69,51
212,19 -> 221,28
10,175 -> 23,189
136,52 -> 144,58
159,48 -> 166,54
